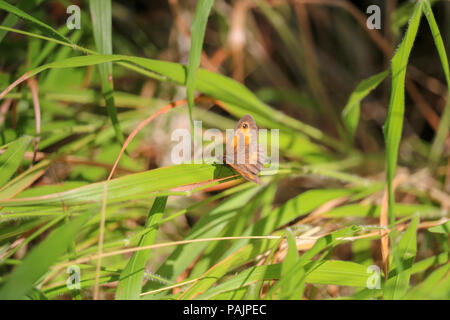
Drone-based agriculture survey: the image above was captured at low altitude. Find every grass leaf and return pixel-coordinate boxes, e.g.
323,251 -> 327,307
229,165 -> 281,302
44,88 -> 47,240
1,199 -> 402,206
116,197 -> 168,300
0,135 -> 32,188
384,2 -> 423,224
342,70 -> 389,139
89,0 -> 123,144
385,215 -> 420,299
423,1 -> 450,164
187,0 -> 214,130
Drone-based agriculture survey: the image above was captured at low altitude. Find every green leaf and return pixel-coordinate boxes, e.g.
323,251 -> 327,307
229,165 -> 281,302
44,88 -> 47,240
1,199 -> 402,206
0,164 -> 235,209
0,0 -> 70,43
179,238 -> 278,299
423,1 -> 450,164
385,215 -> 420,299
1,52 -> 341,150
279,228 -> 304,299
187,0 -> 214,129
0,136 -> 33,188
264,225 -> 362,299
150,185 -> 263,285
0,159 -> 50,201
197,259 -> 370,299
89,0 -> 123,144
427,221 -> 450,234
0,212 -> 91,299
342,70 -> 389,139
116,196 -> 168,300
384,2 -> 423,224
0,0 -> 45,43
403,263 -> 450,300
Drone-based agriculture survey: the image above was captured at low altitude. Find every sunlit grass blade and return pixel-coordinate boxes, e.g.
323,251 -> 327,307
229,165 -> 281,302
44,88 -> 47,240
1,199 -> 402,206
149,186 -> 263,287
178,238 -> 277,300
0,135 -> 32,188
384,2 -> 423,224
264,225 -> 362,299
279,228 -> 303,299
197,260 -> 373,299
187,0 -> 214,131
89,0 -> 123,144
116,196 -> 168,300
385,215 -> 419,299
0,50 -> 341,150
0,164 -> 235,209
402,263 -> 450,300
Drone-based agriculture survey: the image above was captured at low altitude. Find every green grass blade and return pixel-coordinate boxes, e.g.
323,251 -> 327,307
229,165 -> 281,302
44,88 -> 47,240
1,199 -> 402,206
0,159 -> 50,201
89,0 -> 123,144
427,221 -> 450,234
150,186 -> 263,285
197,260 -> 372,299
384,2 -> 423,224
0,164 -> 235,209
0,51 -> 341,150
385,215 -> 420,299
279,228 -> 304,299
423,1 -> 450,164
403,263 -> 450,300
0,0 -> 45,43
116,196 -> 168,300
0,136 -> 32,188
179,238 -> 278,300
342,70 -> 389,139
0,0 -> 70,43
187,0 -> 214,131
264,225 -> 362,299
0,212 -> 91,299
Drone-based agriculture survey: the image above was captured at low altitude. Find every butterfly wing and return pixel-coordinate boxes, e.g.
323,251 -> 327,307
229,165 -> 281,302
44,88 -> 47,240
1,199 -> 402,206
223,115 -> 265,184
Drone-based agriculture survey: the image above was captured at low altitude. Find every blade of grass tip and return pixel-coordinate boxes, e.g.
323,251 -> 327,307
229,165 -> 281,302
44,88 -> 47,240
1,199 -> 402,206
384,2 -> 423,227
187,0 -> 214,135
423,1 -> 450,165
0,0 -> 70,44
89,0 -> 124,144
26,78 -> 41,164
342,69 -> 390,141
0,0 -> 46,43
116,197 -> 168,300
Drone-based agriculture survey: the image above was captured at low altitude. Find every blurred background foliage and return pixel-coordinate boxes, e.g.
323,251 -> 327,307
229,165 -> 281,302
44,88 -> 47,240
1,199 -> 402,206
0,0 -> 448,300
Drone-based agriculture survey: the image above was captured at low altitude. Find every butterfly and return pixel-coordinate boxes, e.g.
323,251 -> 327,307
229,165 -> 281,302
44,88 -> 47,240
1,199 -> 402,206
222,114 -> 265,184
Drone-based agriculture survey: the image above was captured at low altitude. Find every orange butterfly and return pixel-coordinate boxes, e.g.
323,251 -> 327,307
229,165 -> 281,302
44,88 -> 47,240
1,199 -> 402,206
223,114 -> 265,184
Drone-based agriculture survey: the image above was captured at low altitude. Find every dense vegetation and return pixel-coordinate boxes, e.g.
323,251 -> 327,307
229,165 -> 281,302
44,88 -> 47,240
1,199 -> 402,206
0,0 -> 448,300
